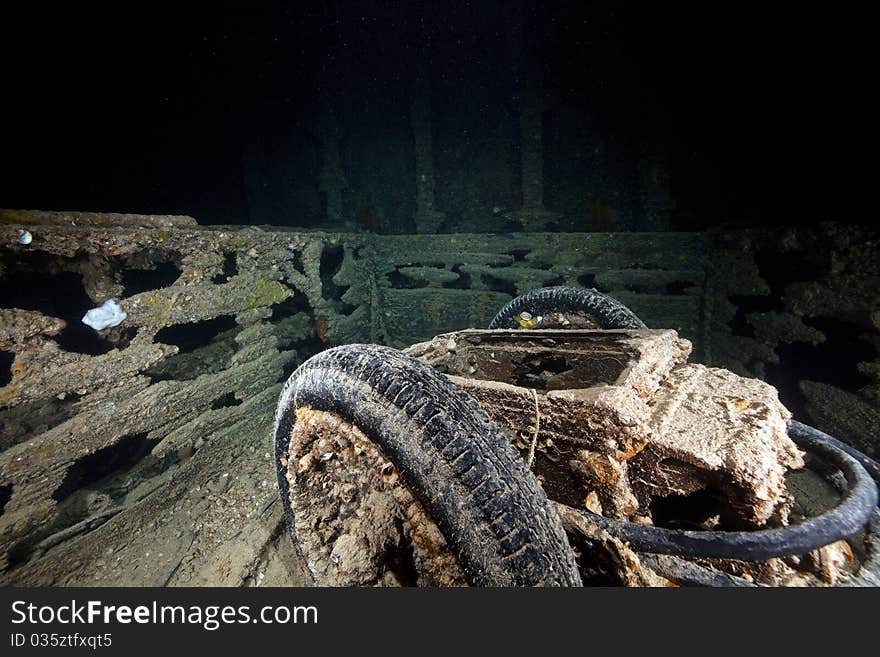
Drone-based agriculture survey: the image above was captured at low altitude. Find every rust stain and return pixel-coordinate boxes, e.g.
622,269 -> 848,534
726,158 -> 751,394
617,435 -> 649,461
315,315 -> 330,343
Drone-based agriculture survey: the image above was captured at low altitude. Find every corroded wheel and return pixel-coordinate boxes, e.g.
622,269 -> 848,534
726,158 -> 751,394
274,344 -> 582,587
283,408 -> 468,585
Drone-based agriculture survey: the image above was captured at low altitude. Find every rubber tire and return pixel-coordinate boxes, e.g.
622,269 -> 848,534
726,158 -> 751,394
274,344 -> 582,587
489,285 -> 647,330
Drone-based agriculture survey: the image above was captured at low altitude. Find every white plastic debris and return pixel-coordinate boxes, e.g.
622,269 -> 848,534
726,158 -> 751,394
18,230 -> 32,245
82,299 -> 127,331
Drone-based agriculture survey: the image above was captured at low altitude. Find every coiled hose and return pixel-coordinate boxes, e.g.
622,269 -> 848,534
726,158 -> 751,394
640,509 -> 880,587
579,421 -> 878,561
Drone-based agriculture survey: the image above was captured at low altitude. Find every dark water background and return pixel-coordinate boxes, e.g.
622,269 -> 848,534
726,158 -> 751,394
0,1 -> 866,231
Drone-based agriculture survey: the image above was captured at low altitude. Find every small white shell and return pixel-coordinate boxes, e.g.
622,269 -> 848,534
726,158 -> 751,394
18,230 -> 32,245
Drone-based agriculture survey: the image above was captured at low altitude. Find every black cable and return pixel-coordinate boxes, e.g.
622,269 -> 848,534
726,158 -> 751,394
578,421 -> 878,560
641,510 -> 880,587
